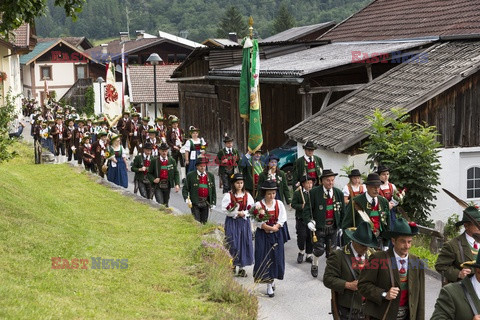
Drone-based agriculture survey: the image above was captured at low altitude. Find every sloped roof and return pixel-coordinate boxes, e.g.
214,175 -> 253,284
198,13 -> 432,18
38,37 -> 92,49
211,40 -> 433,77
128,65 -> 179,103
12,24 -> 29,48
285,41 -> 480,153
320,0 -> 480,42
202,38 -> 239,48
158,31 -> 204,49
262,22 -> 335,42
20,40 -> 57,64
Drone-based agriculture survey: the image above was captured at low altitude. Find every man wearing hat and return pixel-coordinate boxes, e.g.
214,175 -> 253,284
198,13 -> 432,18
80,135 -> 95,172
148,143 -> 180,207
217,136 -> 240,193
309,169 -> 345,277
432,253 -> 480,320
324,221 -> 378,320
117,111 -> 131,149
128,113 -> 141,156
436,206 -> 480,285
182,156 -> 216,224
51,115 -> 66,163
292,175 -> 315,264
292,141 -> 324,187
146,129 -> 159,157
140,116 -> 151,147
238,149 -> 265,196
342,173 -> 391,249
92,131 -> 108,178
74,119 -> 86,163
358,218 -> 425,320
132,142 -> 154,199
64,119 -> 75,162
154,116 -> 167,144
166,116 -> 185,180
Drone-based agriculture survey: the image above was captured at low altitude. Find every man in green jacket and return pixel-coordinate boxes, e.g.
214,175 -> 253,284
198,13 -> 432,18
182,156 -> 216,224
147,143 -> 180,207
436,206 -> 480,285
309,169 -> 345,277
292,175 -> 315,264
292,141 -> 323,187
131,142 -> 154,199
342,173 -> 391,250
432,254 -> 480,320
216,136 -> 240,193
358,218 -> 425,320
323,221 -> 378,320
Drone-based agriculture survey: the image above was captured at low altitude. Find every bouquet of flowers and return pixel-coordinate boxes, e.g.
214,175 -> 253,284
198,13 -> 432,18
104,151 -> 110,158
248,204 -> 271,223
225,202 -> 238,213
393,188 -> 407,205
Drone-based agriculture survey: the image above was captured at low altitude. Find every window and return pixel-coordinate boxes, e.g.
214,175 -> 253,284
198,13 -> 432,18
75,65 -> 87,81
467,167 -> 480,198
40,66 -> 52,80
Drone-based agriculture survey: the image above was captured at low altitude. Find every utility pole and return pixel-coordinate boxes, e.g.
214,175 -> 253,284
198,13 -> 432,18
125,0 -> 130,37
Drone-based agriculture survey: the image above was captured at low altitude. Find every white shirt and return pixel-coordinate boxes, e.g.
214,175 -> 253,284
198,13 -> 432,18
142,153 -> 150,161
323,187 -> 332,198
197,170 -> 206,177
465,232 -> 478,250
255,199 -> 287,229
221,192 -> 255,219
365,192 -> 378,207
225,148 -> 232,154
393,249 -> 409,271
471,275 -> 480,300
304,155 -> 314,162
342,184 -> 367,197
350,243 -> 366,260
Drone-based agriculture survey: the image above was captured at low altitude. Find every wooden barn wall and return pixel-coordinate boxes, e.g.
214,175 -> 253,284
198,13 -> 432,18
179,82 -> 303,153
410,71 -> 480,148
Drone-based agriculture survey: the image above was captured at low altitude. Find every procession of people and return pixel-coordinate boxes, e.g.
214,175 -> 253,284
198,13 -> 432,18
24,98 -> 480,320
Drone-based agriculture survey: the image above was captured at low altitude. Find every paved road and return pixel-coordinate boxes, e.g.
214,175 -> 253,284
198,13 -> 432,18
21,119 -> 441,319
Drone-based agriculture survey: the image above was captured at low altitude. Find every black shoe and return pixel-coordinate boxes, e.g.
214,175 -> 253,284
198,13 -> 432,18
237,269 -> 247,277
297,253 -> 304,264
311,265 -> 318,278
268,292 -> 275,298
305,256 -> 313,263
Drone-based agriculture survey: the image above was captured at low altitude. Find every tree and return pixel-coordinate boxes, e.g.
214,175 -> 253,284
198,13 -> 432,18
216,6 -> 247,38
0,0 -> 85,37
363,109 -> 441,225
83,86 -> 95,116
273,3 -> 295,34
0,90 -> 19,163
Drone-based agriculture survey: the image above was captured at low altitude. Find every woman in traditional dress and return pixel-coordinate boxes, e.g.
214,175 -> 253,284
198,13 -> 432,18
182,126 -> 207,174
106,133 -> 129,188
342,168 -> 366,204
221,173 -> 255,277
252,180 -> 288,298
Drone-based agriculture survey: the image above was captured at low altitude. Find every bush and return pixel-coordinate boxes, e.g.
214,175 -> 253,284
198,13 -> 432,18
444,213 -> 461,240
0,89 -> 19,163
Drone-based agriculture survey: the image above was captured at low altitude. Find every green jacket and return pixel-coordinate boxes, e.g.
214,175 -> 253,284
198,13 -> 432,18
358,248 -> 425,320
291,189 -> 313,223
238,154 -> 266,194
435,232 -> 474,283
342,193 -> 390,231
147,156 -> 180,188
256,170 -> 291,204
431,275 -> 480,320
292,155 -> 323,186
182,171 -> 216,206
216,148 -> 240,175
323,244 -> 372,311
131,154 -> 153,181
310,186 -> 344,228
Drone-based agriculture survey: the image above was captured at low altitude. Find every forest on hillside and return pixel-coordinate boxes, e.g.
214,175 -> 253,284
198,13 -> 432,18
35,0 -> 370,42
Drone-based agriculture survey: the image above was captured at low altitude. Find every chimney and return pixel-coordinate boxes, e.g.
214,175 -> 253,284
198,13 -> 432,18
119,31 -> 130,42
136,30 -> 145,40
101,44 -> 108,54
228,32 -> 238,43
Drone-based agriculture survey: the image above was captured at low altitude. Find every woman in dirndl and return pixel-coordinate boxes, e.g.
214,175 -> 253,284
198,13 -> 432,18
221,173 -> 255,277
106,133 -> 129,188
252,180 -> 288,298
182,126 -> 207,174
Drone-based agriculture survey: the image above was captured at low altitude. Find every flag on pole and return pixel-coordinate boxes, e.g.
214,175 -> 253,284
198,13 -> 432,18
239,35 -> 263,153
121,43 -> 126,111
103,60 -> 122,123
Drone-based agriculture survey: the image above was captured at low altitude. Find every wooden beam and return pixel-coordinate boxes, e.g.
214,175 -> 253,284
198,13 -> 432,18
298,83 -> 365,94
306,93 -> 312,118
321,89 -> 333,111
366,64 -> 373,82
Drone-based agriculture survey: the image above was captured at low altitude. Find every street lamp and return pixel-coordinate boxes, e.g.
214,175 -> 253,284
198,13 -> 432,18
146,53 -> 163,119
96,76 -> 105,114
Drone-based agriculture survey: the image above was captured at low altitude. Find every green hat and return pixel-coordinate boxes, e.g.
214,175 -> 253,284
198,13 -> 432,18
169,115 -> 179,123
381,218 -> 419,239
132,112 -> 140,118
155,116 -> 165,122
110,134 -> 121,143
344,221 -> 379,248
123,110 -> 130,115
159,143 -> 169,150
76,118 -> 86,124
55,114 -> 63,119
147,129 -> 157,135
142,116 -> 150,122
47,120 -> 55,124
81,136 -> 91,143
455,206 -> 480,227
189,126 -> 200,132
97,131 -> 108,138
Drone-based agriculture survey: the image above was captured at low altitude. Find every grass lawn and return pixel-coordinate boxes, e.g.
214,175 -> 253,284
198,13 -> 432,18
0,143 -> 257,319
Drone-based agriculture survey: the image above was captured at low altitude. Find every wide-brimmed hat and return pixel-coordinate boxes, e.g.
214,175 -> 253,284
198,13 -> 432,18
300,175 -> 316,184
196,156 -> 209,166
132,112 -> 140,118
303,141 -> 316,150
320,169 -> 338,180
223,136 -> 234,143
365,173 -> 382,186
110,134 -> 121,143
189,126 -> 200,132
376,165 -> 390,174
462,252 -> 480,269
267,154 -> 280,162
143,142 -> 153,150
122,110 -> 130,115
344,221 -> 379,248
381,218 -> 419,239
455,206 -> 480,227
147,129 -> 157,135
76,118 -> 85,124
348,169 -> 362,178
261,179 -> 278,190
81,136 -> 91,143
97,131 -> 108,138
159,143 -> 169,150
169,115 -> 179,123
230,173 -> 244,182
142,116 -> 150,122
155,116 -> 164,122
